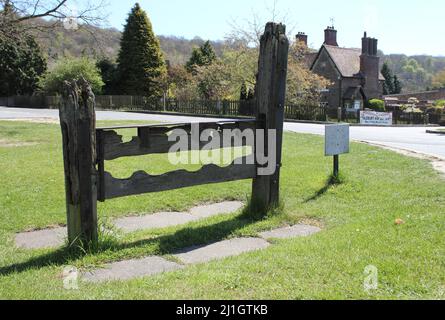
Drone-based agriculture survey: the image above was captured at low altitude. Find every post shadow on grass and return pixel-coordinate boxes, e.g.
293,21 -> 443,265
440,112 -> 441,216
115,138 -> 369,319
0,200 -> 274,277
304,174 -> 345,203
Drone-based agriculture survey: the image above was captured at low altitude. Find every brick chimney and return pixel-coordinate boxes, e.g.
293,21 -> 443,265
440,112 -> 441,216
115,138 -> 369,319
360,32 -> 381,99
296,32 -> 308,46
324,26 -> 338,46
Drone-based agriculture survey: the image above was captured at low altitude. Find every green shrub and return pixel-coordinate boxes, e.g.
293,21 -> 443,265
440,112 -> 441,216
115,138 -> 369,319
434,99 -> 445,107
368,99 -> 386,112
40,57 -> 104,95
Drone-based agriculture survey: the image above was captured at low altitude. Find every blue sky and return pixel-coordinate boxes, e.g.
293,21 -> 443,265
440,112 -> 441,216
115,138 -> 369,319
102,0 -> 444,56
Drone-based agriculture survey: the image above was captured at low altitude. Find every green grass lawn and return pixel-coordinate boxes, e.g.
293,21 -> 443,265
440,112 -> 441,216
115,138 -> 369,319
0,120 -> 444,300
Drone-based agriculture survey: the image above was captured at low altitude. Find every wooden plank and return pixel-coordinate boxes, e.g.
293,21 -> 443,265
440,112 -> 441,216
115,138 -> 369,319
103,158 -> 257,200
59,78 -> 98,245
99,120 -> 258,161
96,119 -> 256,131
251,23 -> 289,212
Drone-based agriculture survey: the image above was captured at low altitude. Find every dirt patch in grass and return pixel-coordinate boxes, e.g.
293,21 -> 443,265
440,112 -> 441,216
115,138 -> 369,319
0,138 -> 38,147
298,218 -> 325,229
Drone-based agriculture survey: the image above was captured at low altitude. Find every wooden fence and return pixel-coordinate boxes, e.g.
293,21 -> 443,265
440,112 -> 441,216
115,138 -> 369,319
3,93 -> 441,124
0,95 -> 60,108
58,22 -> 289,245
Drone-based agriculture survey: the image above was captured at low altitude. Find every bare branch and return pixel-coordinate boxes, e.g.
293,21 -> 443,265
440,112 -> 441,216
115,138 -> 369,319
15,0 -> 67,22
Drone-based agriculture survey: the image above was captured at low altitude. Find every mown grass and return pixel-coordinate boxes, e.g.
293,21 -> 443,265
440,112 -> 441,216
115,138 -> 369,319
0,120 -> 444,300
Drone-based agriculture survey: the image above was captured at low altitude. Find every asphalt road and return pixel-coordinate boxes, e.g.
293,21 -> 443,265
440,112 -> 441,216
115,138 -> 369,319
1,106 -> 444,159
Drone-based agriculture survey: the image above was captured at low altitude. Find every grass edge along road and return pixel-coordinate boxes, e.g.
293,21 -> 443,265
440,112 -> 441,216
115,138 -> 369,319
0,120 -> 444,299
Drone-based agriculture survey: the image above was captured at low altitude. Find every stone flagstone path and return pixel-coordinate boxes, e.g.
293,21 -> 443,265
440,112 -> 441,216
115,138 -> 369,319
173,238 -> 271,265
83,224 -> 322,283
14,201 -> 322,283
83,257 -> 183,282
14,201 -> 244,250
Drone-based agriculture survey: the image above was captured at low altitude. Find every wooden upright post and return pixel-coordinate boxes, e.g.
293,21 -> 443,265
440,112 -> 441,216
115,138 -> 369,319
252,22 -> 289,211
59,78 -> 98,245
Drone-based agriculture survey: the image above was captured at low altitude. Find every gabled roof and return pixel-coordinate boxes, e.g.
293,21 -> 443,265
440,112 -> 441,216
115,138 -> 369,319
301,52 -> 318,69
311,45 -> 385,81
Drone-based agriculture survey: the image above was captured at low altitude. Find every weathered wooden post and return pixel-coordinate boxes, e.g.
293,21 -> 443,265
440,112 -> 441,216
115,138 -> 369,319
252,22 -> 289,211
59,78 -> 98,245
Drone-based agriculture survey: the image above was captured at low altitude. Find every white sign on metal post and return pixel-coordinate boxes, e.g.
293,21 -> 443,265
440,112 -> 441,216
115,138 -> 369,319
325,124 -> 350,156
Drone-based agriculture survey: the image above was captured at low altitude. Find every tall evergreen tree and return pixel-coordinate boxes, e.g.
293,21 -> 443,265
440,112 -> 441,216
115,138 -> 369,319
0,28 -> 47,96
381,62 -> 395,95
186,40 -> 217,73
393,75 -> 402,94
115,3 -> 167,97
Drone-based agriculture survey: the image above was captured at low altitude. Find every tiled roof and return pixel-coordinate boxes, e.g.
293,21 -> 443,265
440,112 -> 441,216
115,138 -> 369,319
321,45 -> 385,81
302,52 -> 318,69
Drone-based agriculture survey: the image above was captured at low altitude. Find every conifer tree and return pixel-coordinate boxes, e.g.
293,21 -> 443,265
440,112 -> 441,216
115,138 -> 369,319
186,40 -> 217,73
0,22 -> 46,96
393,75 -> 402,94
381,62 -> 394,95
115,3 -> 167,97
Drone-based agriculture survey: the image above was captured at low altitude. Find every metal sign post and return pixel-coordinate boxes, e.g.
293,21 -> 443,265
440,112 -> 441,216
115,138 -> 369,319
325,124 -> 350,178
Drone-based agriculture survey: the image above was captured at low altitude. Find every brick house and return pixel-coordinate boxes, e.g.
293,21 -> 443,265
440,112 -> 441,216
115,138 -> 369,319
297,27 -> 384,111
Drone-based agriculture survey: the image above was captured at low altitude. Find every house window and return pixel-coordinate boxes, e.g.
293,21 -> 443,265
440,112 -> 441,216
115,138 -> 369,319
354,100 -> 362,110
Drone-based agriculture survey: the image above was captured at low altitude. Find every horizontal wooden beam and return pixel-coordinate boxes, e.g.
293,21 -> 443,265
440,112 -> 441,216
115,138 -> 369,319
96,119 -> 257,131
98,120 -> 258,161
102,157 -> 256,200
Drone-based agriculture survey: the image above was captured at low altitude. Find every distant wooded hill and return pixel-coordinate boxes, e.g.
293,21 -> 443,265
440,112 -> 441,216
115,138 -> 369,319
33,22 -> 445,94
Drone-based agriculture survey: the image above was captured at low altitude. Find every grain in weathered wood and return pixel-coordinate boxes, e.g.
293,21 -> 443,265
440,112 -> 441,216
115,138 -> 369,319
59,78 -> 98,244
251,22 -> 289,211
103,158 -> 257,200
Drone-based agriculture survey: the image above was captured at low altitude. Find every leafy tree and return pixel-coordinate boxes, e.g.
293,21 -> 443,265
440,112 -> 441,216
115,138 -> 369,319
167,64 -> 198,100
97,57 -> 117,94
393,75 -> 402,94
0,29 -> 47,96
381,62 -> 394,95
286,42 -> 331,105
186,40 -> 217,74
114,3 -> 167,97
40,57 -> 104,94
432,69 -> 445,89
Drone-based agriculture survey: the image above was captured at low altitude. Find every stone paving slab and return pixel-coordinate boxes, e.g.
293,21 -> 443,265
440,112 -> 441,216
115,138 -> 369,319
15,227 -> 66,249
114,212 -> 197,233
174,238 -> 270,265
83,256 -> 183,282
15,201 -> 245,250
259,225 -> 322,240
78,224 -> 323,282
189,201 -> 244,219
